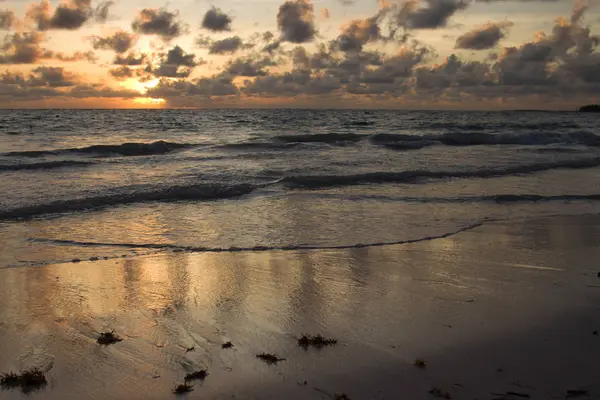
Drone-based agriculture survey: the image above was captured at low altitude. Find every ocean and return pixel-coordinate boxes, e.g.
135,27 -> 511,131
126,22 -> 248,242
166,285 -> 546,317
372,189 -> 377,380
1,109 -> 600,270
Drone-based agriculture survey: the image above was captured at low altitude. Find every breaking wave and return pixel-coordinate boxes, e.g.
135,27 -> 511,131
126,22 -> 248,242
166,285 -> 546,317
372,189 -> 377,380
0,160 -> 93,172
4,141 -> 194,158
0,183 -> 255,220
281,157 -> 600,189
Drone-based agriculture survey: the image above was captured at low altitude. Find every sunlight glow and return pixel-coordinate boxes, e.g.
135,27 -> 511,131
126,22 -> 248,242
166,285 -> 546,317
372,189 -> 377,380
122,78 -> 161,95
133,97 -> 166,105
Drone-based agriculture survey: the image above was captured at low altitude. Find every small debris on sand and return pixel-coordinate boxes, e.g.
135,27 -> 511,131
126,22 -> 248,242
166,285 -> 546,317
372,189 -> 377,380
89,257 -> 99,261
97,330 -> 123,345
222,341 -> 234,349
334,394 -> 351,400
72,259 -> 81,263
256,353 -> 285,364
566,389 -> 589,398
593,330 -> 598,336
429,387 -> 452,398
491,391 -> 530,398
0,369 -> 47,393
298,334 -> 338,349
173,383 -> 193,394
185,346 -> 195,353
184,370 -> 208,382
414,358 -> 427,368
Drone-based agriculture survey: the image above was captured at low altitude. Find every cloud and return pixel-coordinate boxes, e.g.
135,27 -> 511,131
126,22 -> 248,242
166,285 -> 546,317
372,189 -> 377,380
109,65 -> 148,80
394,0 -> 469,29
147,75 -> 239,100
225,56 -> 277,76
201,7 -> 232,32
114,52 -> 146,65
0,31 -> 47,64
147,46 -> 201,78
277,0 -> 317,43
94,0 -> 112,23
91,31 -> 137,53
132,8 -> 186,41
334,17 -> 382,52
0,67 -> 139,101
0,31 -> 96,64
27,0 -> 111,31
0,10 -> 14,30
455,20 -> 513,50
208,36 -> 249,54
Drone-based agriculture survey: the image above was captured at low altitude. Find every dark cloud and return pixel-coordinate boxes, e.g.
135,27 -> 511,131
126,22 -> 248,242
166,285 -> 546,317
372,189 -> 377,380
53,50 -> 96,62
0,32 -> 47,64
132,8 -> 185,41
147,75 -> 239,99
94,0 -> 112,23
455,20 -> 513,50
225,56 -> 277,76
0,31 -> 96,64
0,67 -> 138,101
201,7 -> 232,32
277,0 -> 317,43
27,0 -> 110,31
244,70 -> 341,96
394,0 -> 469,29
334,17 -> 381,52
209,36 -> 247,54
147,46 -> 201,78
91,31 -> 136,54
108,65 -> 148,81
0,10 -> 14,30
114,52 -> 146,65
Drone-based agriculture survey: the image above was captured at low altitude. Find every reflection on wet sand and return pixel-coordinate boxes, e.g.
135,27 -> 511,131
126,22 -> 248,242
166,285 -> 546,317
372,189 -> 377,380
1,215 -> 600,399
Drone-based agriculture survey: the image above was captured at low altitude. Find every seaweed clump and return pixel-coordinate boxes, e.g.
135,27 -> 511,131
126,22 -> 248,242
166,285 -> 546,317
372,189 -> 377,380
429,387 -> 452,398
222,341 -> 234,349
97,330 -> 123,345
298,334 -> 338,349
0,369 -> 47,393
414,358 -> 427,368
256,353 -> 285,364
184,370 -> 208,382
173,383 -> 193,394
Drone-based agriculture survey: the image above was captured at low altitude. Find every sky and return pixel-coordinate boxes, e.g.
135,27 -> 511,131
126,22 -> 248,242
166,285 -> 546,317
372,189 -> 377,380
0,0 -> 598,109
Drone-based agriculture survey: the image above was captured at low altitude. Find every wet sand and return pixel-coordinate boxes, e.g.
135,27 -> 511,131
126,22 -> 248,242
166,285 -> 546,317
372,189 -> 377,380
1,215 -> 600,399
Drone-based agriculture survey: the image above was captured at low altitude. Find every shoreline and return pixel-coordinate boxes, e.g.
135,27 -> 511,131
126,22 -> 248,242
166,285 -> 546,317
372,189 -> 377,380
1,213 -> 600,399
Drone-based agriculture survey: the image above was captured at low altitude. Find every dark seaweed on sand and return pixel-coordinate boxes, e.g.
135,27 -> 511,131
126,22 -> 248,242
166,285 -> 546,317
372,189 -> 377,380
222,341 -> 234,349
429,387 -> 452,398
334,394 -> 351,400
566,389 -> 589,398
184,370 -> 208,381
414,358 -> 427,368
97,330 -> 123,345
1,369 -> 47,393
298,334 -> 338,349
256,353 -> 285,364
173,383 -> 194,394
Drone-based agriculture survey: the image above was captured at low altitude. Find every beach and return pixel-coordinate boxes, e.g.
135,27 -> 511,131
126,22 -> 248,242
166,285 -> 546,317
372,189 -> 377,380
1,214 -> 599,399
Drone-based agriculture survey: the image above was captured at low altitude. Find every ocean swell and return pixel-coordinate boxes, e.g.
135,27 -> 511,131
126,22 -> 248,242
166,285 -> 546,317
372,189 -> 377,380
4,141 -> 194,158
369,131 -> 600,147
281,157 -> 600,189
0,183 -> 255,220
0,160 -> 93,172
